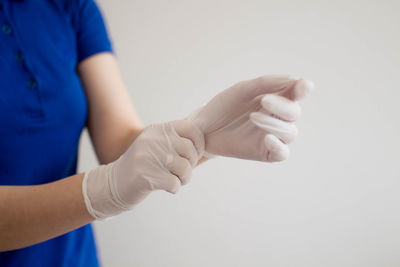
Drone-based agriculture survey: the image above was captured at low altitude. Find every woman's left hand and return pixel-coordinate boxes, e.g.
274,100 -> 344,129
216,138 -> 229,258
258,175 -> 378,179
188,74 -> 314,162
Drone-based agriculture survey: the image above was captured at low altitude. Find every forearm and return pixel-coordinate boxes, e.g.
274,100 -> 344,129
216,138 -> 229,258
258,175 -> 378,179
89,124 -> 143,164
78,53 -> 144,164
0,173 -> 93,252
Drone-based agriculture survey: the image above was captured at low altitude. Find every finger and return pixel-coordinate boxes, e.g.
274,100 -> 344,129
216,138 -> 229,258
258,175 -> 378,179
249,112 -> 298,143
261,94 -> 301,122
165,154 -> 192,186
264,134 -> 290,162
238,74 -> 297,98
279,78 -> 314,101
291,78 -> 314,101
163,173 -> 182,195
148,160 -> 182,194
171,120 -> 205,158
172,136 -> 199,167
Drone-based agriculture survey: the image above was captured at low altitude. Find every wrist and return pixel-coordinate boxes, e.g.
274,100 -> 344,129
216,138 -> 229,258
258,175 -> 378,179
186,108 -> 216,160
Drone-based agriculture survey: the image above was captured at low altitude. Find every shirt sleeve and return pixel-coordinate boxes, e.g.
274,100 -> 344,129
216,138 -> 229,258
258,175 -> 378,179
73,0 -> 114,63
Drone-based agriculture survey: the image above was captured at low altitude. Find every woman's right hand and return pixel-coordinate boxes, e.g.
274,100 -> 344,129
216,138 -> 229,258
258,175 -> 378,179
82,119 -> 205,220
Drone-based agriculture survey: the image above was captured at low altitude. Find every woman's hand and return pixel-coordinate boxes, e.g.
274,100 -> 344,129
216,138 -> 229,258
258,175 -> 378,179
83,120 -> 205,220
188,74 -> 314,162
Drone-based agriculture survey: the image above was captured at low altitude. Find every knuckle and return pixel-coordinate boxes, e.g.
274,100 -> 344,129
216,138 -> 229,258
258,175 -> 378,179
178,159 -> 193,185
180,157 -> 192,172
178,119 -> 193,133
183,159 -> 192,174
178,137 -> 201,164
180,173 -> 192,186
164,153 -> 174,168
182,138 -> 194,150
167,178 -> 181,194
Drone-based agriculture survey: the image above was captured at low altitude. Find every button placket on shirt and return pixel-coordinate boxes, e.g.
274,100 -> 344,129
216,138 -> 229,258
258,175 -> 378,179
2,21 -> 37,91
14,49 -> 23,61
1,2 -> 12,36
1,22 -> 12,35
1,0 -> 44,118
26,77 -> 38,89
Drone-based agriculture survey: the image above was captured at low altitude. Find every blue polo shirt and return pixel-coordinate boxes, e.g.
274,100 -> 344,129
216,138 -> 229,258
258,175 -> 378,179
0,0 -> 113,266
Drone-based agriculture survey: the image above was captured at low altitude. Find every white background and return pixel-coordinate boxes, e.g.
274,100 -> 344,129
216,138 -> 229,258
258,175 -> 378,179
78,0 -> 400,266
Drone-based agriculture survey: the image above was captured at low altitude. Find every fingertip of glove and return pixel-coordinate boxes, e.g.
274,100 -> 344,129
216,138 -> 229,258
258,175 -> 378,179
264,134 -> 290,162
288,75 -> 301,80
292,78 -> 314,101
303,79 -> 315,90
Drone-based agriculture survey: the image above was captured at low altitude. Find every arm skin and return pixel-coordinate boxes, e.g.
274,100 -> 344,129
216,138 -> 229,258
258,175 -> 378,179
78,53 -> 143,164
0,173 -> 92,252
0,53 -> 207,252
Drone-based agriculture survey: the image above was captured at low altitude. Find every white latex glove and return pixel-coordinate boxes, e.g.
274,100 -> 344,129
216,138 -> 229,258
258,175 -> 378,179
188,74 -> 313,162
82,120 -> 204,220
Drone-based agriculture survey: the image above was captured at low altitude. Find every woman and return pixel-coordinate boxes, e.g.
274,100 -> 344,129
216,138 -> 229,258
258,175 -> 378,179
0,0 -> 313,266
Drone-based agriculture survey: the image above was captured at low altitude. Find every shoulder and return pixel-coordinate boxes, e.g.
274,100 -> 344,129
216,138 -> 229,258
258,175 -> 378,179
40,0 -> 92,18
39,0 -> 102,30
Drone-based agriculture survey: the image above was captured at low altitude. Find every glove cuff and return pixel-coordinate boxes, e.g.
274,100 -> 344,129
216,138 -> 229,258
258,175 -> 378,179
82,162 -> 132,221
